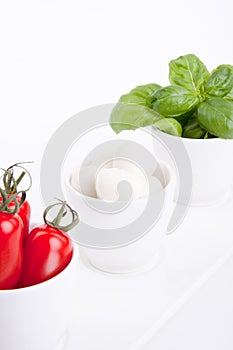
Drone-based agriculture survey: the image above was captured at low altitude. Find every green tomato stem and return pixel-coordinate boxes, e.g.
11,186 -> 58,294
3,162 -> 33,194
43,200 -> 79,232
0,188 -> 26,214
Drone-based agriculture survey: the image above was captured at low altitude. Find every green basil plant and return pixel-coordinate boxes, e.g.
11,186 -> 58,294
110,54 -> 233,139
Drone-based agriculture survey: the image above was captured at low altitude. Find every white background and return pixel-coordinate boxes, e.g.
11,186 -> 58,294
1,0 -> 233,205
1,1 -> 233,349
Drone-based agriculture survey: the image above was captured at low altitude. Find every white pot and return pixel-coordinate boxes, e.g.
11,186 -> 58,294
63,161 -> 176,274
151,128 -> 233,206
0,245 -> 78,350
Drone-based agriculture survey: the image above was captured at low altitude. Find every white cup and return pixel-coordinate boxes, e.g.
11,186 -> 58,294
63,161 -> 176,274
151,128 -> 233,206
0,245 -> 78,350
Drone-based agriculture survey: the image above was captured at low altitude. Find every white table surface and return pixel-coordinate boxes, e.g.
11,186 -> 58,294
142,255 -> 233,350
62,190 -> 233,350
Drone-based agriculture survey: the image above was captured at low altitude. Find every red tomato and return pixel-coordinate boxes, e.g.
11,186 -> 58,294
17,224 -> 73,288
18,199 -> 31,241
0,196 -> 31,243
0,213 -> 23,289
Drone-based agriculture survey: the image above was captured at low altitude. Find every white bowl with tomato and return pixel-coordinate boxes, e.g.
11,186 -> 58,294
0,244 -> 78,350
0,189 -> 79,350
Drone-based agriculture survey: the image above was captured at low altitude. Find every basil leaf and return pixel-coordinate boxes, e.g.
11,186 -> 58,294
153,118 -> 182,137
197,98 -> 233,139
204,64 -> 233,97
152,85 -> 200,117
145,85 -> 165,108
169,54 -> 209,94
174,110 -> 193,127
224,87 -> 233,101
119,83 -> 161,106
110,103 -> 162,134
183,113 -> 206,139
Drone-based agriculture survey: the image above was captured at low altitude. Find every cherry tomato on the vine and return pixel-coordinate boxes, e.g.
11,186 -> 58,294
17,200 -> 79,288
17,224 -> 73,288
0,162 -> 32,242
0,196 -> 31,242
0,212 -> 23,289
